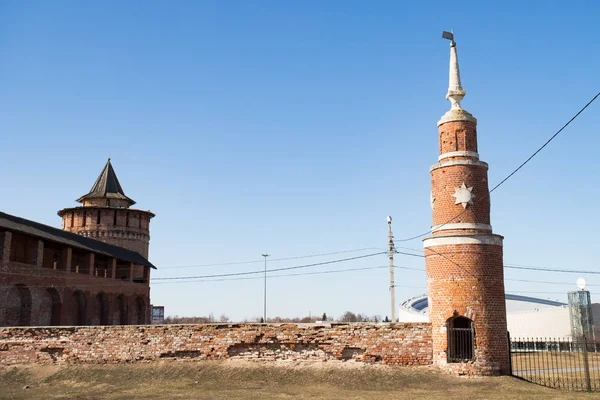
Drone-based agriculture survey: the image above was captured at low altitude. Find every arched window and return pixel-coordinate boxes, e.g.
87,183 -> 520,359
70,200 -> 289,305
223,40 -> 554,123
447,316 -> 475,362
117,295 -> 128,325
4,284 -> 32,326
135,297 -> 145,325
44,287 -> 62,326
73,290 -> 87,326
95,293 -> 109,325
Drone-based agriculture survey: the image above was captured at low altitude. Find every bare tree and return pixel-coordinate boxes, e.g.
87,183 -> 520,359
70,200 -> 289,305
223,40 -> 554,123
339,311 -> 358,322
219,314 -> 230,323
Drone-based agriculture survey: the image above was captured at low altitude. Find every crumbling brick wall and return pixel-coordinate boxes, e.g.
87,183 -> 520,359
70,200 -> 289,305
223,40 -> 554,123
0,323 -> 432,366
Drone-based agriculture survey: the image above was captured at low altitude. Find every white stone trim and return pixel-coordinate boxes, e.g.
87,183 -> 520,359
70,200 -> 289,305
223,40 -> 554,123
431,223 -> 492,233
438,151 -> 479,162
430,159 -> 488,173
422,234 -> 503,248
437,109 -> 477,126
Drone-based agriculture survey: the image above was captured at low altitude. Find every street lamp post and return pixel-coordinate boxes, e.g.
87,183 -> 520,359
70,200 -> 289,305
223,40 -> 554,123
262,253 -> 270,323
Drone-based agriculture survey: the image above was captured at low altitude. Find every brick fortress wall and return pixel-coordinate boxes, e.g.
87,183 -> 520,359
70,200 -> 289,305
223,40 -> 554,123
0,323 -> 432,366
60,207 -> 152,259
0,260 -> 149,327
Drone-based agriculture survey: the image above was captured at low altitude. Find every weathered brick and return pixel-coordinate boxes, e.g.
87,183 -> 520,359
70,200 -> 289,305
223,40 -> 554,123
0,323 -> 433,366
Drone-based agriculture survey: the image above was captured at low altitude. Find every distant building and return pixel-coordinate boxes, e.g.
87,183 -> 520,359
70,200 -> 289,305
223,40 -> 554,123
151,305 -> 165,324
1,159 -> 156,327
399,294 -> 600,340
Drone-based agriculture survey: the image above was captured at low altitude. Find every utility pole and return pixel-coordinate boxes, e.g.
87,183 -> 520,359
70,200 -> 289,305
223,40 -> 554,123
262,253 -> 269,323
387,216 -> 396,323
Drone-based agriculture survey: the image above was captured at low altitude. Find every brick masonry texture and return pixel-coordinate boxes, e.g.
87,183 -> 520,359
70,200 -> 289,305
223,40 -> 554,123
0,323 -> 432,366
425,244 -> 509,376
431,164 -> 491,228
0,260 -> 149,327
424,117 -> 510,376
60,208 -> 153,259
438,120 -> 478,154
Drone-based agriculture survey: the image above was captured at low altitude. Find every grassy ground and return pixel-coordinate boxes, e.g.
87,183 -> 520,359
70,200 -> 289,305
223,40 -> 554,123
1,360 -> 599,400
512,352 -> 600,372
512,352 -> 600,392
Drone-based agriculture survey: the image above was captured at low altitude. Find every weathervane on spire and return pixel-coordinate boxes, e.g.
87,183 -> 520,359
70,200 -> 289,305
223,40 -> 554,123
442,29 -> 466,111
437,30 -> 476,126
442,29 -> 455,46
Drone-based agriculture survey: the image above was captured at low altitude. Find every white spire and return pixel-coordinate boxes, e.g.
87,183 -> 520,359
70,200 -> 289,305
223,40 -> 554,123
446,41 -> 465,110
438,31 -> 476,126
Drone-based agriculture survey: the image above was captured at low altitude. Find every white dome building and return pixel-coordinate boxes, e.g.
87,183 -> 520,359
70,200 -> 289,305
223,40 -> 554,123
398,294 -> 598,339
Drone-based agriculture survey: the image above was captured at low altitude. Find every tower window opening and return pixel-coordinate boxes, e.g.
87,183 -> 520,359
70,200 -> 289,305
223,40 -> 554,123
126,212 -> 129,227
70,212 -> 74,228
82,211 -> 87,227
139,215 -> 142,229
113,210 -> 117,226
447,316 -> 475,363
97,210 -> 101,225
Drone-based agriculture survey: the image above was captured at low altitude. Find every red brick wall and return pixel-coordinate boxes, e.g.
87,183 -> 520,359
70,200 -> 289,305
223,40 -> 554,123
0,323 -> 432,366
0,260 -> 149,327
424,118 -> 510,376
61,208 -> 152,258
430,164 -> 491,228
438,120 -> 478,154
425,244 -> 509,376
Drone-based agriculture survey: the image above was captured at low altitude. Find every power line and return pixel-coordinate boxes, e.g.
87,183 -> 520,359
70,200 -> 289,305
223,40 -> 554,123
393,250 -> 600,276
488,90 -> 600,194
504,264 -> 600,275
395,90 -> 600,242
151,252 -> 386,281
152,265 -> 391,285
507,291 -> 600,296
0,264 -> 423,288
158,247 -> 384,269
505,278 -> 600,287
395,245 -> 424,253
394,250 -> 425,258
1,261 -> 596,290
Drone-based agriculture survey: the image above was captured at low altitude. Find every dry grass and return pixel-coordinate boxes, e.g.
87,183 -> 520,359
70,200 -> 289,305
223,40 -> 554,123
0,360 -> 597,400
512,352 -> 600,392
512,352 -> 600,372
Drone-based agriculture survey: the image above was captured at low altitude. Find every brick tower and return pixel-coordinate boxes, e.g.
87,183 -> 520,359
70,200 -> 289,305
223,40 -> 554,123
58,159 -> 155,259
423,34 -> 509,375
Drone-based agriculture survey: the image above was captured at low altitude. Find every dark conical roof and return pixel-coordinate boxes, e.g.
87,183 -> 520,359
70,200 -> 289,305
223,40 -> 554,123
77,159 -> 136,205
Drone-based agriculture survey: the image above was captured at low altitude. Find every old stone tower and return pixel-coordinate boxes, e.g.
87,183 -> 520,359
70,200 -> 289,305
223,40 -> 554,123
58,159 -> 155,259
423,35 -> 509,375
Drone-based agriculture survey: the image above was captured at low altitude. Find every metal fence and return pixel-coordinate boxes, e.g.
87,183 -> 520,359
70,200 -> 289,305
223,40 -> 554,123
510,336 -> 600,392
448,327 -> 474,362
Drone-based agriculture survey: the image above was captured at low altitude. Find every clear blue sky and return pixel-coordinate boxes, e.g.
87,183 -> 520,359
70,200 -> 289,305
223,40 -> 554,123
1,1 -> 599,321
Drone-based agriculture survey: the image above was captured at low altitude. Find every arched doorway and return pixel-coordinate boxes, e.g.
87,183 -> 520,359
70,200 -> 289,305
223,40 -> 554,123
73,290 -> 87,326
117,295 -> 128,325
447,316 -> 475,363
135,297 -> 145,325
4,284 -> 32,326
42,288 -> 62,326
95,293 -> 109,325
